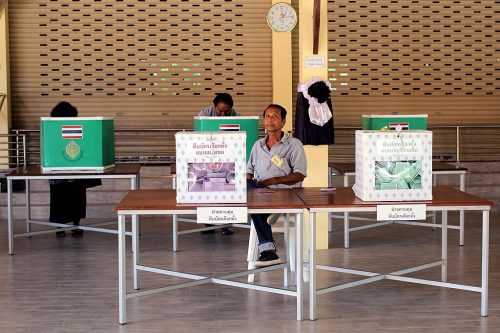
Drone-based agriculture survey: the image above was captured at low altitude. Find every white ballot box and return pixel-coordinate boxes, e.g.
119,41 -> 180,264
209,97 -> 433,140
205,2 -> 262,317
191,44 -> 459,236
175,131 -> 247,204
353,130 -> 433,201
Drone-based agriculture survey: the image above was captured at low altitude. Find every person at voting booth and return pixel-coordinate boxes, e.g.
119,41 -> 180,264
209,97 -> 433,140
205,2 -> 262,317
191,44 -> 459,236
198,92 -> 240,117
247,104 -> 307,267
198,93 -> 238,235
49,102 -> 102,238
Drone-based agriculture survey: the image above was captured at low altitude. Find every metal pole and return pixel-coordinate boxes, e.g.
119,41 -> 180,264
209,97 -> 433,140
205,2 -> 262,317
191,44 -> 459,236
118,214 -> 127,325
481,210 -> 489,317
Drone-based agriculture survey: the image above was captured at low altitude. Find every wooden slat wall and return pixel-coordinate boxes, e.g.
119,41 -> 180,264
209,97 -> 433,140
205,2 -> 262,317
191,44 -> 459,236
8,0 -> 273,129
8,1 -> 500,162
326,0 -> 499,127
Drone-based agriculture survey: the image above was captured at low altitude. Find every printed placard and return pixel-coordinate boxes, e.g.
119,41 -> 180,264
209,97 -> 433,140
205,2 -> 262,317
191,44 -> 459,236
175,131 -> 247,203
197,207 -> 248,224
305,56 -> 325,68
377,204 -> 427,221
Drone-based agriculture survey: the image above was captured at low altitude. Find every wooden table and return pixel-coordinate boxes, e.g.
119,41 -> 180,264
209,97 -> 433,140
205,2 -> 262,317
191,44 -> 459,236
163,164 -> 249,252
294,186 -> 492,320
114,188 -> 307,324
6,164 -> 141,254
328,161 -> 469,247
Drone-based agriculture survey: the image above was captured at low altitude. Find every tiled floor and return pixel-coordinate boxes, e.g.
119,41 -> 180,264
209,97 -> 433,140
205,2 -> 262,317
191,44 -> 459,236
0,211 -> 499,332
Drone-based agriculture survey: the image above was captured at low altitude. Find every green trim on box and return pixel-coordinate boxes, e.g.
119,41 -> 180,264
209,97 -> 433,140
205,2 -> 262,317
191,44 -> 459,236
40,118 -> 115,169
362,114 -> 427,130
194,116 -> 259,161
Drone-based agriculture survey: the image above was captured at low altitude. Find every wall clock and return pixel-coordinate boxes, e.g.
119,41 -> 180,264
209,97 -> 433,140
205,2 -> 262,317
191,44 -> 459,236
267,2 -> 298,33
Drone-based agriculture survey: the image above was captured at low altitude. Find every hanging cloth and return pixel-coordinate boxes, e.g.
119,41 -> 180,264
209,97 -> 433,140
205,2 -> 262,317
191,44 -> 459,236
297,77 -> 332,126
294,77 -> 335,145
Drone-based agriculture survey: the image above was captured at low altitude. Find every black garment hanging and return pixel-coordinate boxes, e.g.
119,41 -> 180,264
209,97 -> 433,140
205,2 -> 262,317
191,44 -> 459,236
294,92 -> 334,145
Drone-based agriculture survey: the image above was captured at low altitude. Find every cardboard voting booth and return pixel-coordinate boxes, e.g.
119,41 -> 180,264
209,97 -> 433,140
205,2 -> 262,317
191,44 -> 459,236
362,114 -> 428,131
40,117 -> 115,173
175,131 -> 247,204
194,116 -> 258,161
353,130 -> 433,201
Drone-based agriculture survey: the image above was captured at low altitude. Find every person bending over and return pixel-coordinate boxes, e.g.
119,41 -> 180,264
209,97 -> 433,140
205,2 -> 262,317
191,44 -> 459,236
198,92 -> 239,117
49,102 -> 101,237
198,93 -> 239,235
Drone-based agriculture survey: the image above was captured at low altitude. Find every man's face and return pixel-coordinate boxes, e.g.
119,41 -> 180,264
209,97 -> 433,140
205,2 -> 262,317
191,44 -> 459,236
215,102 -> 232,116
264,107 -> 285,132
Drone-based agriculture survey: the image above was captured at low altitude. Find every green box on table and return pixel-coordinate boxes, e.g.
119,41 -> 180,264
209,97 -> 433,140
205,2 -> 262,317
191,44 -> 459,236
362,114 -> 428,131
194,116 -> 259,161
40,117 -> 115,173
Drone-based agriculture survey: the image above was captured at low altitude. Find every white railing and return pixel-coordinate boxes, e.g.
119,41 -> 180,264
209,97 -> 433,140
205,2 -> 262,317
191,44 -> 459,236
8,125 -> 500,165
329,125 -> 500,163
0,133 -> 27,169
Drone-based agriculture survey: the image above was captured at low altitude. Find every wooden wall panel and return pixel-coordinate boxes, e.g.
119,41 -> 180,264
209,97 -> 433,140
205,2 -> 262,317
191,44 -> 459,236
8,0 -> 273,129
326,0 -> 499,127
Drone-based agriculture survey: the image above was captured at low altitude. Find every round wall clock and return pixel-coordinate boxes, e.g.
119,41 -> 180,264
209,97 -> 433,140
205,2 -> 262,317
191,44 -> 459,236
267,2 -> 298,32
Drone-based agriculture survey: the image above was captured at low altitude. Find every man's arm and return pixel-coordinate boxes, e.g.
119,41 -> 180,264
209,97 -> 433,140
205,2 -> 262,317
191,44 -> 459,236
256,172 -> 305,187
257,139 -> 307,187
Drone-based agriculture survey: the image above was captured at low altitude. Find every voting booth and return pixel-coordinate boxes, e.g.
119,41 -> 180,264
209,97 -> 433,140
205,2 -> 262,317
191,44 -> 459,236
175,131 -> 247,204
362,114 -> 428,131
40,117 -> 115,173
353,130 -> 433,201
194,116 -> 258,161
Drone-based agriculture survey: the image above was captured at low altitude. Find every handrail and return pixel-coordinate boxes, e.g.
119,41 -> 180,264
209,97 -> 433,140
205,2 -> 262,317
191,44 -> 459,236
0,133 -> 27,169
8,125 -> 500,164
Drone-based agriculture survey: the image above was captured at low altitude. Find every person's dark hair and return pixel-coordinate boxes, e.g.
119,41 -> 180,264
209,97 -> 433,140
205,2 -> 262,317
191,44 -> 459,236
263,104 -> 287,120
213,93 -> 234,108
51,101 -> 78,117
307,81 -> 331,103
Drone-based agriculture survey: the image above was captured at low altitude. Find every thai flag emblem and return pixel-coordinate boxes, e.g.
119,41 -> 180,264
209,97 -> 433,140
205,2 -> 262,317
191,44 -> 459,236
389,122 -> 409,131
61,125 -> 83,139
219,124 -> 240,131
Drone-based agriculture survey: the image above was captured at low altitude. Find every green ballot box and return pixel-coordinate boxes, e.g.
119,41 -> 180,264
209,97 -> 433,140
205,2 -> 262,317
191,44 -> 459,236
362,114 -> 427,131
40,117 -> 115,173
194,116 -> 259,161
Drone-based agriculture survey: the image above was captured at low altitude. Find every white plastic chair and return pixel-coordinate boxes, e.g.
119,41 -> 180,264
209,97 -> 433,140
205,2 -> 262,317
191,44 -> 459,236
247,213 -> 309,284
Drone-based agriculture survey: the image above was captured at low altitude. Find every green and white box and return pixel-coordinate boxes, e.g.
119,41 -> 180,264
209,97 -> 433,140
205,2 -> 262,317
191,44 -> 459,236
362,114 -> 428,131
40,117 -> 115,173
353,130 -> 433,201
175,131 -> 247,204
194,116 -> 259,161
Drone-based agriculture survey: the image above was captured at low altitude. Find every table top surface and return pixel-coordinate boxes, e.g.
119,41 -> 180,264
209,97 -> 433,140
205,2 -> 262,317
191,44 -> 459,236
114,188 -> 307,211
115,186 -> 493,212
329,161 -> 468,175
7,164 -> 142,178
293,186 -> 493,209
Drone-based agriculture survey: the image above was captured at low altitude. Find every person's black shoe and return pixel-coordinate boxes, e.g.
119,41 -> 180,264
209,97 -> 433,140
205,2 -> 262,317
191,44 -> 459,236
255,250 -> 281,267
56,230 -> 66,238
221,227 -> 234,235
201,224 -> 215,234
71,229 -> 84,238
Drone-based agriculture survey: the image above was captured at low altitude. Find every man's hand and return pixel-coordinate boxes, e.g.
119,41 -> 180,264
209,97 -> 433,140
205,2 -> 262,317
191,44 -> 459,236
256,177 -> 276,187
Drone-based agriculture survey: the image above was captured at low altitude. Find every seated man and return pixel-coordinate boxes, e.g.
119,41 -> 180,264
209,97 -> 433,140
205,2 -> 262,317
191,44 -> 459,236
247,104 -> 307,267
